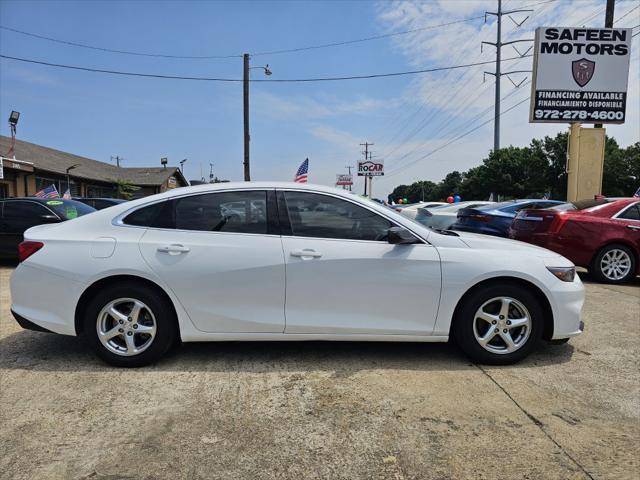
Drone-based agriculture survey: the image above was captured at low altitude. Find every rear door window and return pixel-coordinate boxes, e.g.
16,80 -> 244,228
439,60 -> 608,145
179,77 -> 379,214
175,191 -> 268,234
618,204 -> 640,221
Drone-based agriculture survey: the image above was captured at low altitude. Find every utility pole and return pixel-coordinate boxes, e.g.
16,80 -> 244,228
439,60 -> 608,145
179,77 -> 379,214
209,163 -> 215,183
243,53 -> 250,181
595,0 -> 615,129
360,142 -> 373,196
111,155 -> 122,168
345,165 -> 354,191
482,0 -> 533,151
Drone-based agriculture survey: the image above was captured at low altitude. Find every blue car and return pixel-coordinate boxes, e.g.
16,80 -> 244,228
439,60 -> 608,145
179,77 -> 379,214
452,199 -> 564,237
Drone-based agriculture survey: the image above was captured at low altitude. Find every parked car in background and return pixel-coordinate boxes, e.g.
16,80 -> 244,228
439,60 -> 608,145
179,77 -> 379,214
0,198 -> 95,260
10,182 -> 583,367
510,198 -> 640,283
398,202 -> 447,220
452,199 -> 564,237
74,197 -> 128,210
415,201 -> 494,230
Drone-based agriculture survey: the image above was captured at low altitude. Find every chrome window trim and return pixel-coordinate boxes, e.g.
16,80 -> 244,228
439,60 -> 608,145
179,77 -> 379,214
112,186 -> 431,244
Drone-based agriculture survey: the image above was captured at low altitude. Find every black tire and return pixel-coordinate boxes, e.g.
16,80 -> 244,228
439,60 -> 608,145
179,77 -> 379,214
453,283 -> 544,365
591,244 -> 637,284
83,282 -> 178,367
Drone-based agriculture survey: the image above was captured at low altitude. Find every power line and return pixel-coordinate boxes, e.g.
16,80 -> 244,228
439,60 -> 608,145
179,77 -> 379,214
0,25 -> 243,59
0,53 -> 531,82
385,95 -> 530,178
0,16 -> 483,60
251,16 -> 484,56
614,5 -> 639,24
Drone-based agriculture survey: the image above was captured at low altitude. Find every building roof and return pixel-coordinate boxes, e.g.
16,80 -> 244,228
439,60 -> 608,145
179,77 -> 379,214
0,136 -> 187,186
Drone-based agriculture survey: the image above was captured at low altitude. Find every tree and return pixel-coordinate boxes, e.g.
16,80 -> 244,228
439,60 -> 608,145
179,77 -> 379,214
112,179 -> 141,200
390,133 -> 639,203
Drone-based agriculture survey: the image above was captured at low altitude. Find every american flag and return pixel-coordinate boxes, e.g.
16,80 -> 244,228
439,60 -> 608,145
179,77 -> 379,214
294,158 -> 309,183
62,189 -> 72,199
634,186 -> 640,198
542,192 -> 551,200
34,184 -> 60,199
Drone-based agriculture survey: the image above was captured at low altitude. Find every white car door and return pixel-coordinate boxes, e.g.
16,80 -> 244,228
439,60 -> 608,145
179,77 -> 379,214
279,190 -> 442,335
131,189 -> 286,333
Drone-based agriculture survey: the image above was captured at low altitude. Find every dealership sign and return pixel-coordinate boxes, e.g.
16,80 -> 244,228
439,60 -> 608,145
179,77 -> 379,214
357,160 -> 384,176
530,27 -> 632,124
336,174 -> 353,186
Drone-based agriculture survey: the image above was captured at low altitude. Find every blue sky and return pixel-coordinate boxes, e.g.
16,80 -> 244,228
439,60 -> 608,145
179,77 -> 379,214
1,0 -> 638,197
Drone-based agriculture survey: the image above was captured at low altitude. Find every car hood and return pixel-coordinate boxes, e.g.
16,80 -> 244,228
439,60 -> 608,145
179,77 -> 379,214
454,231 -> 569,261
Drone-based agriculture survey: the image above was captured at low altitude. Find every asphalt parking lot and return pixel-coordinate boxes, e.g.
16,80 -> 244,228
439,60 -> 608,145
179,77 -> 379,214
0,264 -> 638,480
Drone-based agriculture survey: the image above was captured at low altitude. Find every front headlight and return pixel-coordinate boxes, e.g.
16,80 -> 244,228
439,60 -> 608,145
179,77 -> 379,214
547,266 -> 576,282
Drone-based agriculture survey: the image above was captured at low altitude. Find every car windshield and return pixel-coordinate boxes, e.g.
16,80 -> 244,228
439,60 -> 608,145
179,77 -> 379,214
41,199 -> 96,219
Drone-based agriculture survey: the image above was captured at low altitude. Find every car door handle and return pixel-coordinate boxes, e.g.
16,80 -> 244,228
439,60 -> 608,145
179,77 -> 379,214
157,244 -> 190,254
626,225 -> 640,231
290,249 -> 322,259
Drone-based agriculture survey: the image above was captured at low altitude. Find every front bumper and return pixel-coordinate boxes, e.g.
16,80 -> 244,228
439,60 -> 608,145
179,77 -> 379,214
547,275 -> 585,339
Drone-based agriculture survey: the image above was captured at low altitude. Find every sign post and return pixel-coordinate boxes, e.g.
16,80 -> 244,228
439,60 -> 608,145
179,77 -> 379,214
357,159 -> 384,198
529,27 -> 631,201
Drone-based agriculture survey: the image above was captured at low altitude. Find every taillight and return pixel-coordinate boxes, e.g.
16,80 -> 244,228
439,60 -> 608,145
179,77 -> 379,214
470,214 -> 492,222
549,214 -> 568,234
18,241 -> 44,262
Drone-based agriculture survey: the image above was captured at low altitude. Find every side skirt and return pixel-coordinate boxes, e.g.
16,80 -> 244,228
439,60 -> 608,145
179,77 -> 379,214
180,332 -> 450,343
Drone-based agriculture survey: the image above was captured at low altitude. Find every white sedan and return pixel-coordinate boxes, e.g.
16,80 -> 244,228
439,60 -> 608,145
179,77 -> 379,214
10,183 -> 584,367
397,202 -> 447,220
416,201 -> 495,230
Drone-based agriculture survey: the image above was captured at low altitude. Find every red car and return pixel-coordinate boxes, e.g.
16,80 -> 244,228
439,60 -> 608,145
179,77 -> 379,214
509,198 -> 640,283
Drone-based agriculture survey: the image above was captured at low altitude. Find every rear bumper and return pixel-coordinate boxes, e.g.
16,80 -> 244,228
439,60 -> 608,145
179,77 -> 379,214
10,263 -> 82,336
12,309 -> 55,333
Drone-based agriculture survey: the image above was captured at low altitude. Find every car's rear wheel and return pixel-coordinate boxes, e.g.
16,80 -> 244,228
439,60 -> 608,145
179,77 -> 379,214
453,283 -> 544,365
83,282 -> 177,367
592,244 -> 636,284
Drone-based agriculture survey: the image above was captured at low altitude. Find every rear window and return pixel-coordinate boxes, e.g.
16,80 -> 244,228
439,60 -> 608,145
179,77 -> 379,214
41,199 -> 95,219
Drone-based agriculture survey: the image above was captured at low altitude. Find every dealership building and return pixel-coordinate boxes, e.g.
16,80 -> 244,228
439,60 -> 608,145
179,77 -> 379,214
0,136 -> 188,199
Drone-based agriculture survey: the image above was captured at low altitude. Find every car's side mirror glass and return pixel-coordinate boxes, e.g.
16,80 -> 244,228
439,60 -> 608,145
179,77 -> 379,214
387,226 -> 419,244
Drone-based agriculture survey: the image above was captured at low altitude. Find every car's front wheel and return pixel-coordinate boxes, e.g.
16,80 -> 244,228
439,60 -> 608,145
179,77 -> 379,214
453,283 -> 544,365
83,282 -> 178,367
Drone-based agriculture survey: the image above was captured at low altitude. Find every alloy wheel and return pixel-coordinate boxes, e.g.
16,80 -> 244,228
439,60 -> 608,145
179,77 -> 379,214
473,297 -> 532,355
600,249 -> 632,281
96,298 -> 157,356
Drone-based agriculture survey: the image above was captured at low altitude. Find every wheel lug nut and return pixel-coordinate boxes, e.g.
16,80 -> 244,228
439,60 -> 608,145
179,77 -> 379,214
128,317 -> 132,322
127,331 -> 133,336
494,328 -> 499,333
492,320 -> 497,325
133,324 -> 138,329
499,315 -> 505,320
119,320 -> 124,324
503,329 -> 508,333
506,320 -> 511,325
118,328 -> 124,333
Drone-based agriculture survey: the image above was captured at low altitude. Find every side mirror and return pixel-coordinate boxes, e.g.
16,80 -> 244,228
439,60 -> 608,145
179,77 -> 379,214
387,226 -> 419,245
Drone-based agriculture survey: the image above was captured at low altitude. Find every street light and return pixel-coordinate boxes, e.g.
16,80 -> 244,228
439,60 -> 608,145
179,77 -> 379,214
8,111 -> 20,126
243,54 -> 272,181
6,110 -> 20,157
179,158 -> 187,175
161,157 -> 168,168
66,164 -> 79,193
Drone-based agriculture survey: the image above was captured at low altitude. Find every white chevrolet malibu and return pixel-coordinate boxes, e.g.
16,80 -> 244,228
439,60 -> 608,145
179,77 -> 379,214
10,183 -> 584,367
